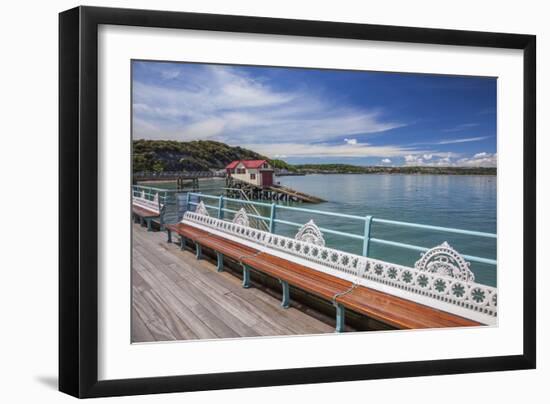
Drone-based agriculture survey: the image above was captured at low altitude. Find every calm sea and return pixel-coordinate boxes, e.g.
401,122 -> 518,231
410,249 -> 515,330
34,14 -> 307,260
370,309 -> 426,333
146,174 -> 497,286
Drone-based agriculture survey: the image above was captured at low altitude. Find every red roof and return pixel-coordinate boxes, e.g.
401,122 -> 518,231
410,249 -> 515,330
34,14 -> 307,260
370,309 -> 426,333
226,160 -> 240,169
226,160 -> 269,169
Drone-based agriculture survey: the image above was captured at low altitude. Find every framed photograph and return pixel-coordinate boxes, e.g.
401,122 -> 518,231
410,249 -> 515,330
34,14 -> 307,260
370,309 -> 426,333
59,6 -> 536,398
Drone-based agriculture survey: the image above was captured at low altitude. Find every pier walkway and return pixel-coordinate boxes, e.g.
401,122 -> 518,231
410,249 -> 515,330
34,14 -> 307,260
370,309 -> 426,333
132,222 -> 335,342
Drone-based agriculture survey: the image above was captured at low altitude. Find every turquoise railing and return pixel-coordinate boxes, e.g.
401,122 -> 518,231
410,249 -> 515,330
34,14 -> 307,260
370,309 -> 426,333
132,185 -> 170,203
186,192 -> 497,267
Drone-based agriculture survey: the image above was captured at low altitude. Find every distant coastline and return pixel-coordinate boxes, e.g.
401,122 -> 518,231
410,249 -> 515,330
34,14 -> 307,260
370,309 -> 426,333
132,140 -> 496,176
292,164 -> 496,176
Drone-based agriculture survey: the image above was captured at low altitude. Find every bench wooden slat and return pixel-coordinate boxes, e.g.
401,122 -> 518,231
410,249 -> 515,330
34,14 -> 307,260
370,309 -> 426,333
339,285 -> 479,329
243,254 -> 352,300
246,253 -> 478,329
167,224 -> 259,259
166,223 -> 210,241
132,205 -> 160,218
167,222 -> 481,329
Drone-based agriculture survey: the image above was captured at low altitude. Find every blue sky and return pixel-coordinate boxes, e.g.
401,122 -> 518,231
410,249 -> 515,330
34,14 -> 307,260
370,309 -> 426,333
132,60 -> 496,167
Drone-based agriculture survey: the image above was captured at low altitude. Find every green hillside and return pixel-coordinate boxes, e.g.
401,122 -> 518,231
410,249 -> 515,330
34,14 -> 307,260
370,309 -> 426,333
133,140 -> 269,172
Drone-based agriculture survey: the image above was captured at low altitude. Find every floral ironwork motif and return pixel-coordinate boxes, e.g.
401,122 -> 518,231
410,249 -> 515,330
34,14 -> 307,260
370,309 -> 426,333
232,208 -> 250,228
294,220 -> 325,246
414,242 -> 475,282
195,201 -> 210,216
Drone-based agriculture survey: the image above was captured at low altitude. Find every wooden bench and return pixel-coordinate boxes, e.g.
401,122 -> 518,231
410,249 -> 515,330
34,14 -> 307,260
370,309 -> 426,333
132,191 -> 164,231
166,202 -> 497,331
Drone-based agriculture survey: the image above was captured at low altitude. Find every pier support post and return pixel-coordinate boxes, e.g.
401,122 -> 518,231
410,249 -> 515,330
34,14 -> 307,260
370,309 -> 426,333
241,265 -> 251,288
166,229 -> 172,243
139,216 -> 144,227
279,280 -> 290,308
195,243 -> 202,260
216,252 -> 224,272
334,303 -> 345,333
146,219 -> 152,232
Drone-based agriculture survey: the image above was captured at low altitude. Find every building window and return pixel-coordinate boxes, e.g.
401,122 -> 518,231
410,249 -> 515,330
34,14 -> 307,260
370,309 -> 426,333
250,173 -> 256,180
263,163 -> 269,168
237,168 -> 245,174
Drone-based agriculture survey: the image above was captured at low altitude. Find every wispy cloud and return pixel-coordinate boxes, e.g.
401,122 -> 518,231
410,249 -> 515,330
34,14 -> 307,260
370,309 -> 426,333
437,136 -> 489,145
133,64 -> 405,143
241,142 -> 424,159
442,123 -> 480,132
406,136 -> 490,147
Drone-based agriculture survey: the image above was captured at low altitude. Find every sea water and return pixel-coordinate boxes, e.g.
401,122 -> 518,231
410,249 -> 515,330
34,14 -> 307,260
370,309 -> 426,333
144,174 -> 497,286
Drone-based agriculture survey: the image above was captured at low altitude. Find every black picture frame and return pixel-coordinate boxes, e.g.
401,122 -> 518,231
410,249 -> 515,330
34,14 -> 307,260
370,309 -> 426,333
59,6 -> 536,398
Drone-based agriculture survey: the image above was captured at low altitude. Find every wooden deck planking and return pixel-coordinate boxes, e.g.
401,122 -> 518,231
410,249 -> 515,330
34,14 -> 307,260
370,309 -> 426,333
132,223 -> 334,342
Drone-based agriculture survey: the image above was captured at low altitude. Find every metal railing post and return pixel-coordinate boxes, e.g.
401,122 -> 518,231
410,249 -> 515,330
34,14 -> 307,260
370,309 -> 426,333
269,203 -> 276,233
186,192 -> 191,212
218,195 -> 224,219
362,215 -> 373,257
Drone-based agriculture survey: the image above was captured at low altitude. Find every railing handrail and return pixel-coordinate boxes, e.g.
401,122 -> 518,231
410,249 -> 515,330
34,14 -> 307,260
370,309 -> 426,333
187,191 -> 496,268
132,184 -> 178,194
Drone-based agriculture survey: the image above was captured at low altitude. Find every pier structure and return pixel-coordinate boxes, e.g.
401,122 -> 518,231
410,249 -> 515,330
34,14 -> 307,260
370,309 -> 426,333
134,170 -> 224,191
132,185 -> 498,341
225,176 -> 325,203
225,159 -> 325,203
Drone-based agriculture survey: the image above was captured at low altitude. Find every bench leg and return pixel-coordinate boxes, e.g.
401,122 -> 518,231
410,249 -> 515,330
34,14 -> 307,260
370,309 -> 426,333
146,219 -> 152,232
279,280 -> 290,308
216,252 -> 224,272
241,265 -> 251,288
166,229 -> 172,243
334,303 -> 345,333
180,236 -> 186,250
195,243 -> 202,260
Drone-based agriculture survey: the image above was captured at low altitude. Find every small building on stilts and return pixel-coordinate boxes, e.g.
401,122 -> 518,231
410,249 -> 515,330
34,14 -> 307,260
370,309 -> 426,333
225,160 -> 325,203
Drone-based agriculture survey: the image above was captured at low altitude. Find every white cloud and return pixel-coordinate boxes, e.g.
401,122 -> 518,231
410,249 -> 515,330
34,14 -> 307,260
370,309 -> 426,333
442,123 -> 480,132
344,138 -> 357,145
133,64 -> 405,142
242,142 -> 423,158
404,152 -> 496,167
381,158 -> 392,164
422,154 -> 433,160
160,69 -> 181,80
437,136 -> 489,145
457,153 -> 497,167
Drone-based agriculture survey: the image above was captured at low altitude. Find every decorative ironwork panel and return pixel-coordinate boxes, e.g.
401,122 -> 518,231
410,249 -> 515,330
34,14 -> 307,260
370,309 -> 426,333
295,220 -> 325,246
195,201 -> 210,216
232,208 -> 250,228
414,241 -> 475,282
